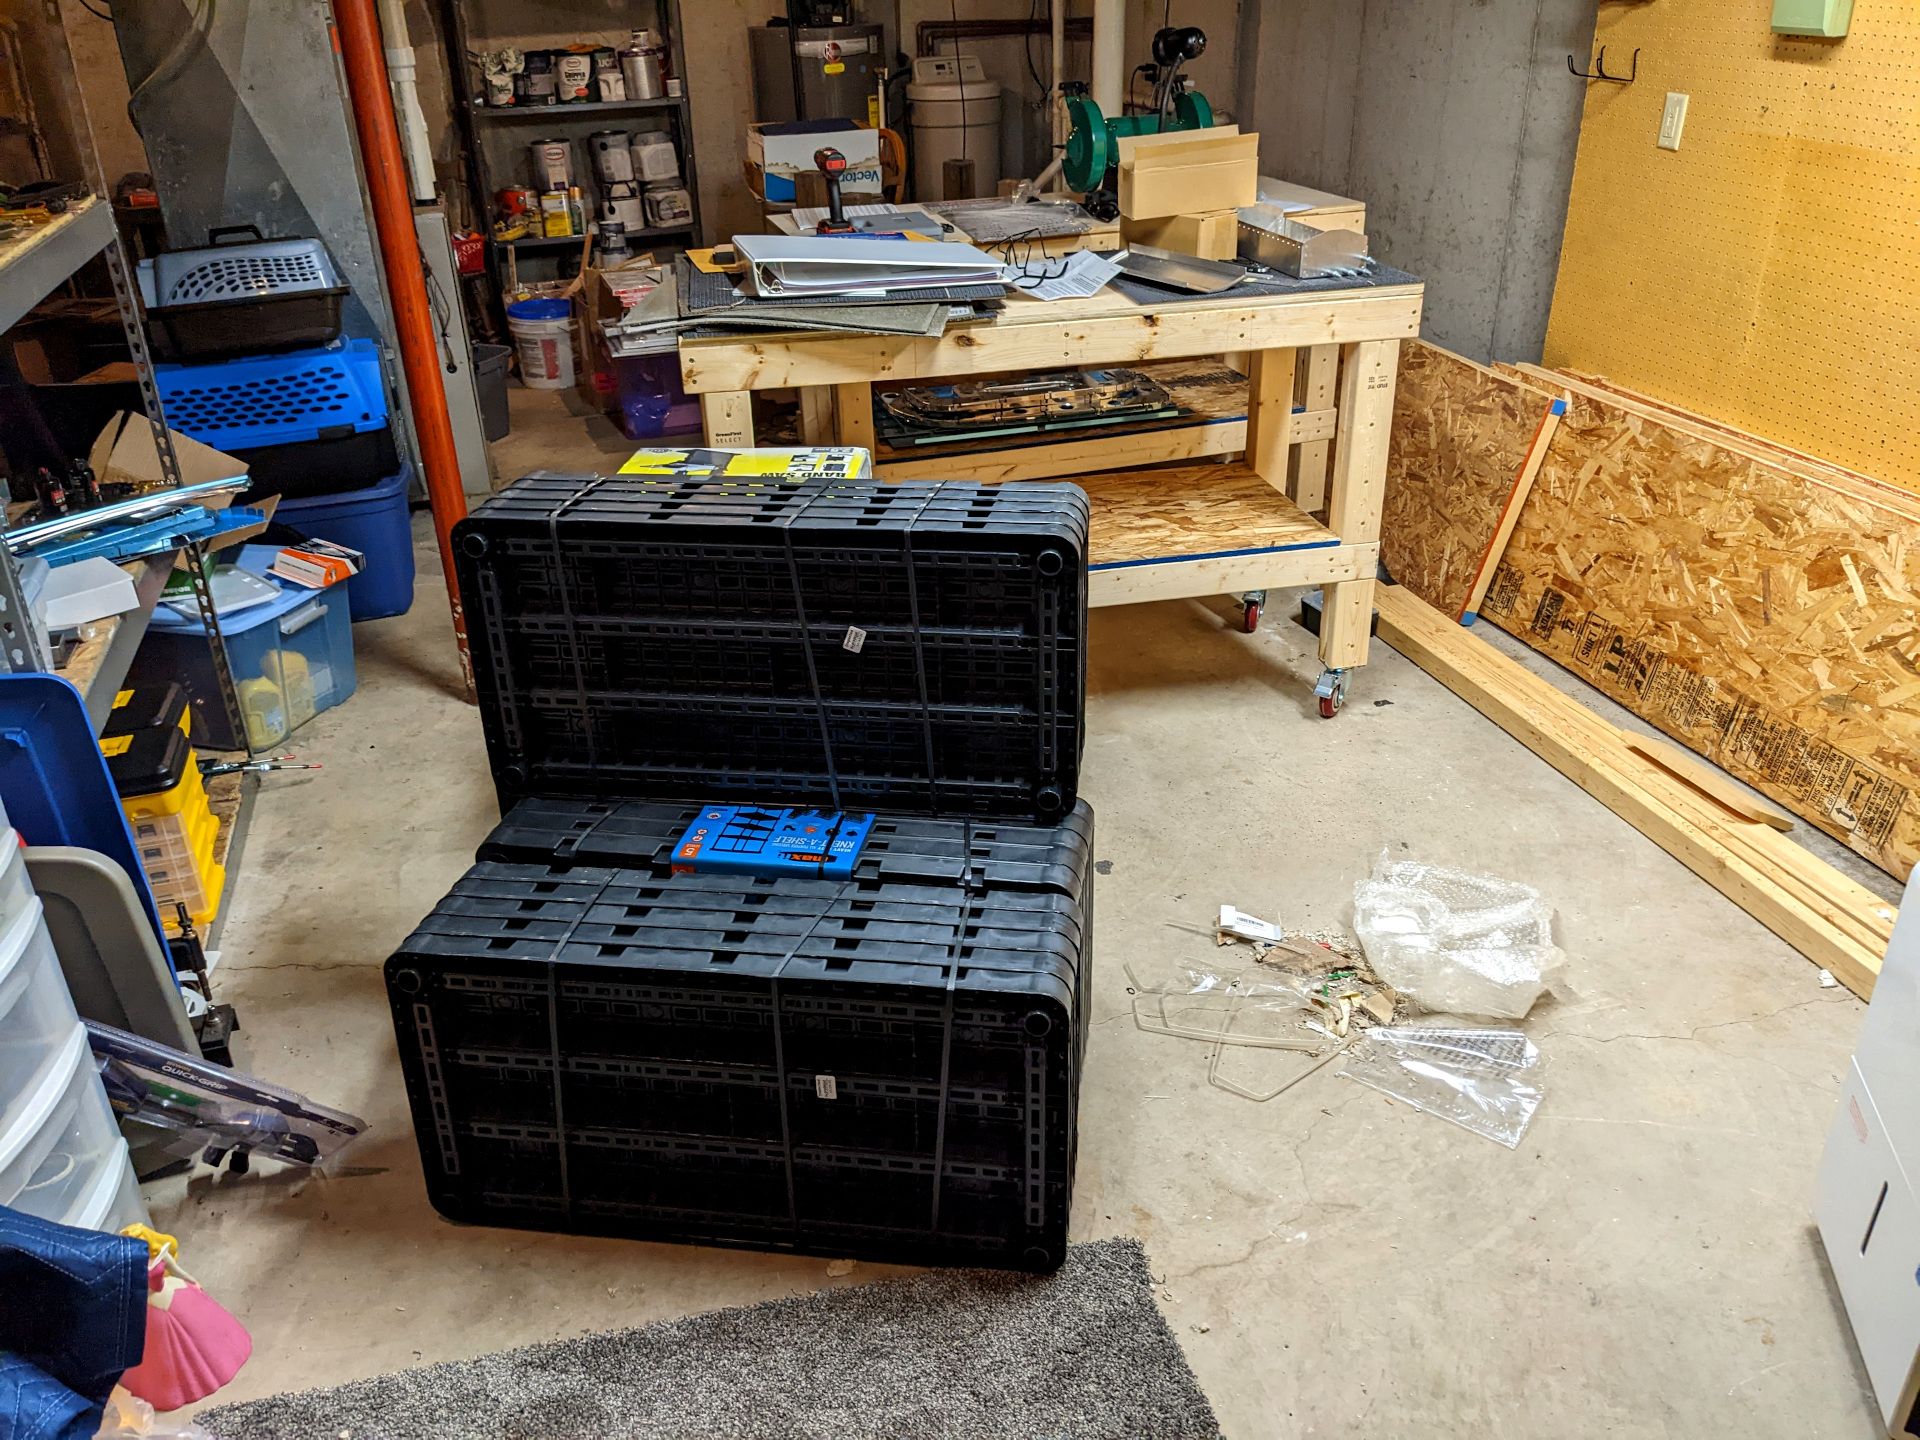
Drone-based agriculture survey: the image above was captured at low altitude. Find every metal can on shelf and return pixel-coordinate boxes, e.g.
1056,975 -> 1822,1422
554,48 -> 593,102
520,49 -> 556,103
592,48 -> 625,101
496,185 -> 539,221
619,29 -> 666,100
529,137 -> 573,191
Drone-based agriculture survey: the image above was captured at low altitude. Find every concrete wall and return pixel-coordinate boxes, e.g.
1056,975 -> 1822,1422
1239,0 -> 1594,364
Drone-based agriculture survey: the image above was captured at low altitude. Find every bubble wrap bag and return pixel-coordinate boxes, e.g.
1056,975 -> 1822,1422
1352,856 -> 1566,1019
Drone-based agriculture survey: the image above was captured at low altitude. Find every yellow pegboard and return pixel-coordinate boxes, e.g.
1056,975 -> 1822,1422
1545,0 -> 1920,493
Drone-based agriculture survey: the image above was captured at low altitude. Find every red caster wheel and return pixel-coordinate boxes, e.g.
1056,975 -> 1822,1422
1313,667 -> 1348,718
1239,590 -> 1267,634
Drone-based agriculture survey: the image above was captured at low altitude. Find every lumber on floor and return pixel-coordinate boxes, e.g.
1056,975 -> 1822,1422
1376,584 -> 1891,1001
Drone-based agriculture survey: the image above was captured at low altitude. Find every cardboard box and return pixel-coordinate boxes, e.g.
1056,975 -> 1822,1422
570,259 -> 663,409
87,412 -> 273,554
1120,209 -> 1240,261
1255,176 -> 1367,233
1117,126 -> 1259,221
746,120 -> 883,205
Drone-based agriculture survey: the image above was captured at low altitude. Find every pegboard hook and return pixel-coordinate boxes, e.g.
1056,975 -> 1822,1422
1568,46 -> 1639,83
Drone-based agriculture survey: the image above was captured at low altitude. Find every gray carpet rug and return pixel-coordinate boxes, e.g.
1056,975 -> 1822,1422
201,1238 -> 1222,1440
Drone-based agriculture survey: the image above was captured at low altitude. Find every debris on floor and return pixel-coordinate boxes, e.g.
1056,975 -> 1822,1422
1352,856 -> 1568,1020
1339,1027 -> 1545,1148
1216,904 -> 1285,945
1131,917 -> 1410,1101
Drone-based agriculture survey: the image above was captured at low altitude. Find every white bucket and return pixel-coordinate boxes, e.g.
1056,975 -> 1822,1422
507,300 -> 575,389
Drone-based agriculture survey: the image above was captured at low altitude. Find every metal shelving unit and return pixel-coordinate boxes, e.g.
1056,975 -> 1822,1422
0,199 -> 115,333
436,0 -> 706,292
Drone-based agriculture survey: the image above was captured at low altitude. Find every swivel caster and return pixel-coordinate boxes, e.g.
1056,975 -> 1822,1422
1240,590 -> 1267,634
1313,666 -> 1348,718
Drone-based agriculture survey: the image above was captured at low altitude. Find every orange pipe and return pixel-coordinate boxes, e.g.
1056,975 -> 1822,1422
331,0 -> 475,699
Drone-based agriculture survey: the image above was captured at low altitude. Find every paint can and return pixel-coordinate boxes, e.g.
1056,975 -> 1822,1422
554,49 -> 593,102
529,137 -> 573,191
600,180 -> 646,233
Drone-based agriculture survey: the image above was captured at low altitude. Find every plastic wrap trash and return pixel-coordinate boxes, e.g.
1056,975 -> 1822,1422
1353,857 -> 1566,1019
1340,1026 -> 1543,1148
1125,960 -> 1333,1053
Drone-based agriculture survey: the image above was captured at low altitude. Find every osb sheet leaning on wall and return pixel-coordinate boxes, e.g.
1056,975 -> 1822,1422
1479,391 -> 1920,880
1380,342 -> 1561,621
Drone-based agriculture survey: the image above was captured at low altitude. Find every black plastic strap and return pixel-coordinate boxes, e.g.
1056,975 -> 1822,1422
926,886 -> 967,1234
535,866 -> 625,1219
545,476 -> 613,769
764,888 -> 846,1233
779,483 -> 842,811
899,512 -> 941,813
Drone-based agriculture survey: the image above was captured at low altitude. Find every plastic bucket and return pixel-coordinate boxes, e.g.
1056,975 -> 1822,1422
507,298 -> 575,390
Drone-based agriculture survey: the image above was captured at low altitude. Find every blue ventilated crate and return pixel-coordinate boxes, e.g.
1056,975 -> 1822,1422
153,338 -> 388,452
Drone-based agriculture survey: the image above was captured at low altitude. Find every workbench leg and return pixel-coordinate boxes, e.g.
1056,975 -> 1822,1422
1289,344 -> 1338,513
701,391 -> 755,447
1318,338 -> 1400,675
834,381 -> 877,451
1244,347 -> 1298,492
798,386 -> 838,445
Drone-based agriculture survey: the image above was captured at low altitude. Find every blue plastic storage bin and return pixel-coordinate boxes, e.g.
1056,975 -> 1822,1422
153,339 -> 387,452
273,464 -> 416,622
136,578 -> 356,752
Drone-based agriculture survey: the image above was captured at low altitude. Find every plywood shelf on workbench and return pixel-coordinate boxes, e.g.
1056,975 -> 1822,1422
1068,462 -> 1373,607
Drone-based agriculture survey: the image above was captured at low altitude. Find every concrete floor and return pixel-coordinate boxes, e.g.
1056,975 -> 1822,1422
155,391 -> 1884,1436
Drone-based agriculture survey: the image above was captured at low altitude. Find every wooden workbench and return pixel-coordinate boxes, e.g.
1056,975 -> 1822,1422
678,275 -> 1423,710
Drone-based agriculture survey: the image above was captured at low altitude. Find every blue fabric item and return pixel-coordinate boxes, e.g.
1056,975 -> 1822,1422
0,1205 -> 147,1440
0,1354 -> 98,1440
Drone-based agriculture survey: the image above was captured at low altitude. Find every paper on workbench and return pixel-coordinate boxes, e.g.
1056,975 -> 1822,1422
1010,249 -> 1119,302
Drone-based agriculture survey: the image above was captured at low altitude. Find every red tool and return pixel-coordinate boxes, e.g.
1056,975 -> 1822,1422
812,147 -> 855,234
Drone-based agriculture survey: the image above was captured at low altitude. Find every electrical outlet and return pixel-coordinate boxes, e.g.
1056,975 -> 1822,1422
1659,92 -> 1689,151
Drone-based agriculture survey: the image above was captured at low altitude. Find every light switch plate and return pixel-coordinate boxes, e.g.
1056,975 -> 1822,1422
1772,0 -> 1852,36
1658,92 -> 1689,151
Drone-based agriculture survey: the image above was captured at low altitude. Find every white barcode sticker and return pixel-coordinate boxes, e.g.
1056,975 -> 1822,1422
814,1074 -> 839,1100
842,626 -> 867,654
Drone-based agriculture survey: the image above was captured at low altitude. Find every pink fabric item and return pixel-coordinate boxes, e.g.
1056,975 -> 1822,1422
118,1255 -> 252,1412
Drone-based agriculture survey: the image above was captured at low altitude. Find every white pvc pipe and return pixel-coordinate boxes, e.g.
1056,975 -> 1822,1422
376,0 -> 437,202
1090,0 -> 1124,117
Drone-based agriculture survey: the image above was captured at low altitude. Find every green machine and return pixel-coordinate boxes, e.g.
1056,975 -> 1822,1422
1061,26 -> 1215,217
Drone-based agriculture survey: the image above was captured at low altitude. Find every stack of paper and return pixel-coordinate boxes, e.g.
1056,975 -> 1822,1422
733,234 -> 1007,298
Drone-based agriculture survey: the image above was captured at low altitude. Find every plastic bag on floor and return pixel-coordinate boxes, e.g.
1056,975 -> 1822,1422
1352,856 -> 1566,1019
1125,960 -> 1334,1053
1339,1026 -> 1543,1148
